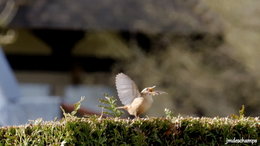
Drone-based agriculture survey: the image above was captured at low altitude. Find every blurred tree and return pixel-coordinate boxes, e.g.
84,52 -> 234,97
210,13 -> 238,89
112,0 -> 260,116
114,34 -> 260,117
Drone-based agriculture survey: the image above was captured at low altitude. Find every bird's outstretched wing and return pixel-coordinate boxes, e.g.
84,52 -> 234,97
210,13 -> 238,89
116,73 -> 141,105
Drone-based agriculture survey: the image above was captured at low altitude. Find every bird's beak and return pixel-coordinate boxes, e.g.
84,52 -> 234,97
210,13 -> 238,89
148,86 -> 167,96
152,90 -> 167,96
148,86 -> 156,92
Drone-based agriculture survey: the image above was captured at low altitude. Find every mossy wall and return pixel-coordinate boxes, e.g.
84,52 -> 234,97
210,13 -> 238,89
0,116 -> 259,145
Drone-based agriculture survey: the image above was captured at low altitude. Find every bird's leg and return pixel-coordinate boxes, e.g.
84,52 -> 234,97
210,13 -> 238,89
132,111 -> 138,118
134,112 -> 141,119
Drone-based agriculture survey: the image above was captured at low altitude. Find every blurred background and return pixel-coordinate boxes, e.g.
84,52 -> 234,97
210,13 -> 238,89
0,0 -> 259,125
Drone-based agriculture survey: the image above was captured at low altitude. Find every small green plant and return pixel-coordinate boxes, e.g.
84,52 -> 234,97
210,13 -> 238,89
239,104 -> 245,118
99,95 -> 124,117
164,108 -> 174,119
60,96 -> 85,118
230,104 -> 246,119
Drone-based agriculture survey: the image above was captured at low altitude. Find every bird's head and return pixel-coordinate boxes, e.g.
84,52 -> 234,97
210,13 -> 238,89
141,86 -> 167,96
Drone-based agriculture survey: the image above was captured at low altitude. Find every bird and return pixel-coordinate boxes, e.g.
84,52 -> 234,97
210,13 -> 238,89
115,73 -> 166,117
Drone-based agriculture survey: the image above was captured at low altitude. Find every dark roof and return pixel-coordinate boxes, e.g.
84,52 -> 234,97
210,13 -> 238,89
9,0 -> 222,34
0,0 -> 19,27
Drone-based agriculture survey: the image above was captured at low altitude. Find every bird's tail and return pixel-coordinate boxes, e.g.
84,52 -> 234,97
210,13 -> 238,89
117,106 -> 128,110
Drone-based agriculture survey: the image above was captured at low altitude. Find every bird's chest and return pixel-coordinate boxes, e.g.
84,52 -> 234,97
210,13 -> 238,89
138,95 -> 153,113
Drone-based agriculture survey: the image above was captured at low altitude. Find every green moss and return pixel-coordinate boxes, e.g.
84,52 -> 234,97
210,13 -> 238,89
0,116 -> 259,145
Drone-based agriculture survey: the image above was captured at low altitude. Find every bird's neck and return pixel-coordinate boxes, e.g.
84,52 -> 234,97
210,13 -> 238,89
142,94 -> 153,103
